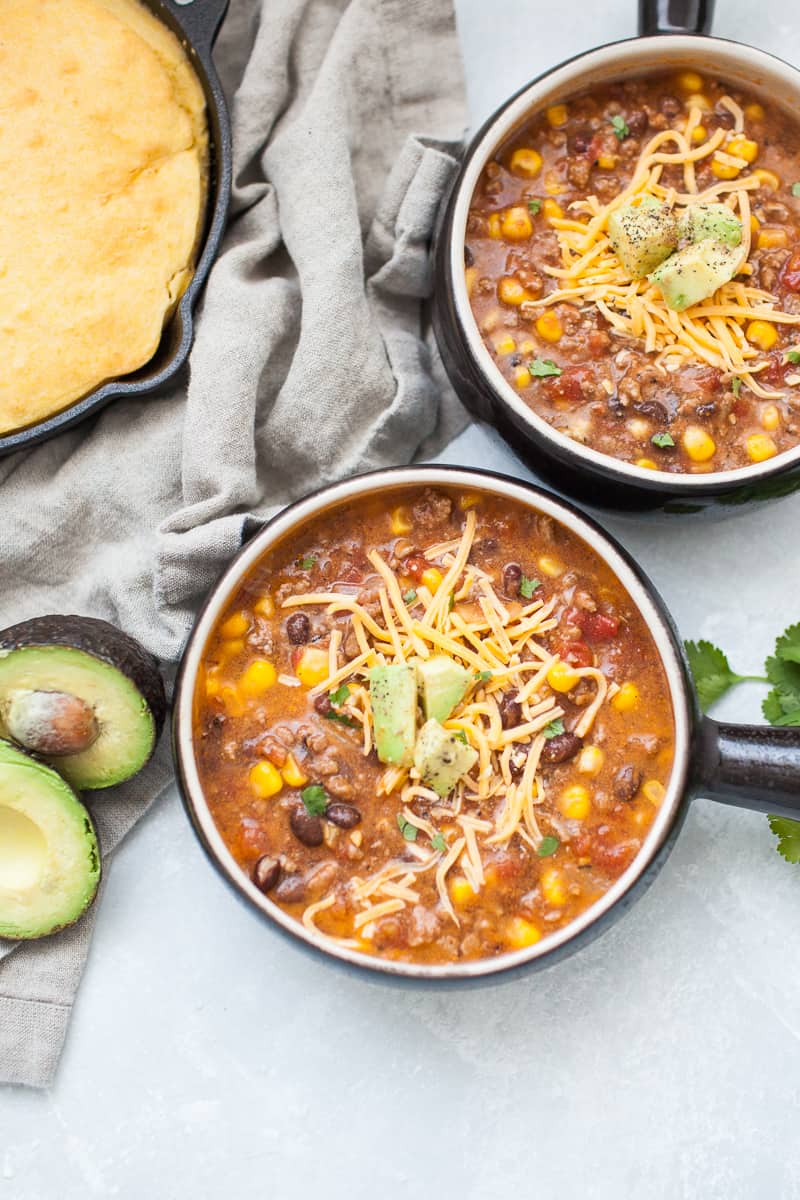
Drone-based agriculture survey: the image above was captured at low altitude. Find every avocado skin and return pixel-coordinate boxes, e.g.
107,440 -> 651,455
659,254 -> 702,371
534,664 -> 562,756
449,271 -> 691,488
0,615 -> 166,743
0,738 -> 101,940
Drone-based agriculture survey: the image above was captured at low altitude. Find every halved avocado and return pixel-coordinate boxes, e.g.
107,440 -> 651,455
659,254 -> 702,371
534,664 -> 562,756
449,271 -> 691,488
0,739 -> 100,939
0,616 -> 166,790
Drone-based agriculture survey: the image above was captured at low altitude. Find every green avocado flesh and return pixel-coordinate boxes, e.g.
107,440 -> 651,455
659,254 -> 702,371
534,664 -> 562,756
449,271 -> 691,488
417,656 -> 471,723
0,740 -> 100,940
608,200 -> 678,278
0,646 -> 156,789
649,238 -> 741,311
678,203 -> 742,248
368,665 -> 417,767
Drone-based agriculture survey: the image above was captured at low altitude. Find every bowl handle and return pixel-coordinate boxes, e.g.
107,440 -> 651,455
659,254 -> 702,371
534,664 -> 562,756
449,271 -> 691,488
638,0 -> 715,35
163,0 -> 230,50
696,717 -> 800,819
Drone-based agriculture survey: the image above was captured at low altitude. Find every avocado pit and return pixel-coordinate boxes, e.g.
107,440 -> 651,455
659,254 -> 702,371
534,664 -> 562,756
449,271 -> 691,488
4,689 -> 100,757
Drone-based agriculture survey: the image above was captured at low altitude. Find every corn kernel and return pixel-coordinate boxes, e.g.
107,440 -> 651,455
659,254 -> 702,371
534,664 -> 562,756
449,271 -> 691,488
627,417 -> 650,440
538,554 -> 564,577
494,334 -> 517,355
205,669 -> 222,699
542,198 -> 564,222
535,312 -> 563,343
391,505 -> 413,535
510,147 -> 543,178
505,916 -> 542,949
636,457 -> 659,470
546,103 -> 568,128
711,155 -> 741,181
465,266 -> 478,297
745,102 -> 765,122
559,784 -> 591,820
686,92 -> 712,112
421,567 -> 443,592
249,760 -> 283,799
519,339 -> 536,354
757,227 -> 789,251
350,830 -> 363,848
459,492 -> 480,509
295,645 -> 330,688
515,367 -> 532,389
219,638 -> 245,661
746,320 -> 778,352
540,866 -> 568,907
682,425 -> 717,463
498,276 -> 531,306
690,124 -> 707,144
501,206 -> 533,240
675,70 -> 704,93
547,660 -> 581,693
238,659 -> 277,696
449,875 -> 477,907
487,212 -> 502,239
728,137 -> 759,164
643,779 -> 666,806
544,169 -> 565,196
750,214 -> 761,235
254,595 -> 275,619
746,433 -> 778,463
219,611 -> 249,639
282,753 -> 309,788
578,745 -> 604,775
612,681 -> 641,713
753,168 -> 780,190
761,404 -> 781,432
597,153 -> 617,170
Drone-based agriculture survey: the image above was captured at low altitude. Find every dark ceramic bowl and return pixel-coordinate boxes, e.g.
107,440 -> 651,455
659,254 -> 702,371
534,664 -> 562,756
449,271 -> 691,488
0,0 -> 232,458
172,466 -> 800,982
432,0 -> 800,513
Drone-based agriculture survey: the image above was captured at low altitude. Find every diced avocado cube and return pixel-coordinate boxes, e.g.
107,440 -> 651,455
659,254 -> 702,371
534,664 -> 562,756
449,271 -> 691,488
649,238 -> 742,311
369,665 -> 417,766
608,200 -> 678,278
416,656 -> 471,724
678,203 -> 742,248
413,719 -> 478,798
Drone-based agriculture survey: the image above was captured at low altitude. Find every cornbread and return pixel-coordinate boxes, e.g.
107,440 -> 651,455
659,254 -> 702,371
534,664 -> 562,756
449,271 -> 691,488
0,0 -> 208,435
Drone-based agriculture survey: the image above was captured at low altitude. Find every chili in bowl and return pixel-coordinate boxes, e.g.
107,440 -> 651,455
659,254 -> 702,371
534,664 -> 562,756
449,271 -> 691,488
173,467 -> 800,981
433,5 -> 800,511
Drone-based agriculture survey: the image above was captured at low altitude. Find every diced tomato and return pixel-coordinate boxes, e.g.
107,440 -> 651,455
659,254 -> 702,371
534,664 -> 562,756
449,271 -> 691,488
782,250 -> 800,292
584,612 -> 620,641
760,355 -> 787,387
571,829 -> 639,877
557,639 -> 593,668
692,366 -> 723,396
561,606 -> 588,637
402,555 -> 430,582
545,366 -> 593,405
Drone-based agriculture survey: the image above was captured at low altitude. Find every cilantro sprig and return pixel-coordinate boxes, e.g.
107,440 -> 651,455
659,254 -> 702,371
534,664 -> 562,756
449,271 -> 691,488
543,718 -> 565,740
529,358 -> 562,378
651,432 -> 675,449
683,640 -> 766,712
301,785 -> 327,816
768,816 -> 800,864
520,574 -> 541,600
610,114 -> 629,140
528,198 -> 542,216
397,814 -> 418,842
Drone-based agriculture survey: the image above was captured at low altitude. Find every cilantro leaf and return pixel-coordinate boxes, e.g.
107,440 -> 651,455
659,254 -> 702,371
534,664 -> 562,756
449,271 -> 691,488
684,639 -> 764,712
474,670 -> 492,684
329,684 -> 350,707
528,198 -> 542,215
430,833 -> 447,853
403,589 -> 417,605
298,555 -> 316,570
454,730 -> 469,744
792,182 -> 800,197
448,592 -> 455,612
529,358 -> 562,378
610,114 -> 629,140
775,622 -> 800,666
537,835 -> 560,857
731,377 -> 742,398
768,815 -> 800,863
763,626 -> 800,725
543,718 -> 565,740
520,575 -> 541,600
396,813 -> 418,842
651,432 -> 675,449
324,710 -> 360,729
301,785 -> 327,816
785,350 -> 800,364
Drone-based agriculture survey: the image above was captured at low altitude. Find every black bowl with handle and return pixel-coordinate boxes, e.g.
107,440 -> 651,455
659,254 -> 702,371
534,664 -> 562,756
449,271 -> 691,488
432,0 -> 800,513
0,0 -> 232,458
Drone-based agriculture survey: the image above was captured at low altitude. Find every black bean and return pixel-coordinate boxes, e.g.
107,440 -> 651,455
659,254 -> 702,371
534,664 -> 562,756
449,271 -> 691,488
325,802 -> 362,829
287,612 -> 311,644
633,398 -> 669,423
660,94 -> 682,118
571,132 -> 591,154
613,765 -> 643,803
500,691 -> 522,730
626,109 -> 648,137
252,855 -> 281,893
695,401 -> 717,419
502,562 -> 522,596
290,806 -> 324,847
274,873 -> 307,904
313,692 -> 333,717
464,245 -> 474,267
541,732 -> 583,764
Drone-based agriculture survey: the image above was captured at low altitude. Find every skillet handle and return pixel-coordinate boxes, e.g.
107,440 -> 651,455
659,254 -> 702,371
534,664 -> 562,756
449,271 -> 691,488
163,0 -> 230,51
638,0 -> 715,35
697,717 -> 800,819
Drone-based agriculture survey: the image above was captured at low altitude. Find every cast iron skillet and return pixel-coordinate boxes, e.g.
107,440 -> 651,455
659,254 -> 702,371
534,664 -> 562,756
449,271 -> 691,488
172,466 -> 800,984
0,0 -> 232,459
432,0 -> 800,513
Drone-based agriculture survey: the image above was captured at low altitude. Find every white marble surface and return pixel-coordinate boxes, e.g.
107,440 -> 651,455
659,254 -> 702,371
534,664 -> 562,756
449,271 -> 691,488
4,3 -> 800,1197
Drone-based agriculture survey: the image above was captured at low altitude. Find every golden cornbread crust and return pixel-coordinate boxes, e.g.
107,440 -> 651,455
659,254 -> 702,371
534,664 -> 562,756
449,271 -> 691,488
0,0 -> 208,435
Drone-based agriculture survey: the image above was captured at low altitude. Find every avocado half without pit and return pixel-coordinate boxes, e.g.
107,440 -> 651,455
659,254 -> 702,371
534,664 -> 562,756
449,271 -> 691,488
0,615 -> 166,790
0,739 -> 100,939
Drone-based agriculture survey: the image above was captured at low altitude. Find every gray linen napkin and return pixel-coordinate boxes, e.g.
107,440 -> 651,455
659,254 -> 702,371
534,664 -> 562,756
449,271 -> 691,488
0,0 -> 467,1087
